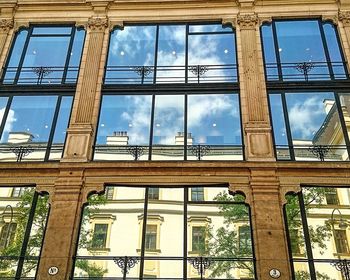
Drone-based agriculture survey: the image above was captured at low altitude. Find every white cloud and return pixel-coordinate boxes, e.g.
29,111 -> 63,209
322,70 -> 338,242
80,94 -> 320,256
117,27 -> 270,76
288,96 -> 326,139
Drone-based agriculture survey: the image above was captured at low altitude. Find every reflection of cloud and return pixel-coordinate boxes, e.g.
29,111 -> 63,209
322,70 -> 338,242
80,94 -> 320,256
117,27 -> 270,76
288,97 -> 325,139
0,108 -> 16,133
121,96 -> 152,145
188,95 -> 238,128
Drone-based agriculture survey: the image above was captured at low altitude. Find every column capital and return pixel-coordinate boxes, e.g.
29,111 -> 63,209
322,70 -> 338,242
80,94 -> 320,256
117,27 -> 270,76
237,13 -> 258,30
0,18 -> 13,33
339,11 -> 350,27
87,16 -> 109,32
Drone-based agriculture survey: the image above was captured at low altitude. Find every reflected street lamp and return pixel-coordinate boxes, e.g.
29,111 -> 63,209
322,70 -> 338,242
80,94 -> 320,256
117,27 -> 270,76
0,205 -> 14,248
330,208 -> 350,280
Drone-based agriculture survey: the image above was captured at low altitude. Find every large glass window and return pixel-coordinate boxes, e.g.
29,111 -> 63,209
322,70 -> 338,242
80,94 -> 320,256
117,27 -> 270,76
261,19 -> 348,81
105,23 -> 237,84
73,185 -> 255,279
2,26 -> 85,85
269,91 -> 350,161
93,92 -> 243,161
284,186 -> 350,280
0,186 -> 49,279
0,94 -> 73,162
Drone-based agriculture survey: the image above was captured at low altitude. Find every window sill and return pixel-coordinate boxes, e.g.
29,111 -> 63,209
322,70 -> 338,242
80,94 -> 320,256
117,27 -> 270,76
137,249 -> 161,254
333,253 -> 350,257
88,247 -> 110,253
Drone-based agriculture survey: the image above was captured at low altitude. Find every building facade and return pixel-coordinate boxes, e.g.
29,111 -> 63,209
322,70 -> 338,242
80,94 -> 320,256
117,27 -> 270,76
1,0 -> 350,279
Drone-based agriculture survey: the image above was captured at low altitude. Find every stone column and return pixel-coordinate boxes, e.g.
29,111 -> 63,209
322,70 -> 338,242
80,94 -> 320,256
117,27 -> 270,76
249,169 -> 291,280
36,170 -> 85,280
63,16 -> 109,162
236,13 -> 275,161
339,11 -> 350,71
0,18 -> 14,73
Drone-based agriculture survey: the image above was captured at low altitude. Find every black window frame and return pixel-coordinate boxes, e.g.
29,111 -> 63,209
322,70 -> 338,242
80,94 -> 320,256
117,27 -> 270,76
1,24 -> 86,86
260,18 -> 350,83
73,184 -> 257,280
104,22 -> 239,86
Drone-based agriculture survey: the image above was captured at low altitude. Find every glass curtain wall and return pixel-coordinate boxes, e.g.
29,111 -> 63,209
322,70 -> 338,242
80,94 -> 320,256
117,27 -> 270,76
73,185 -> 255,280
0,186 -> 50,279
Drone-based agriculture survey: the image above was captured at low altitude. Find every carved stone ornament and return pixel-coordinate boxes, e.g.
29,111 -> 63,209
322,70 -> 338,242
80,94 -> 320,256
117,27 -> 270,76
339,11 -> 350,26
322,14 -> 338,25
237,13 -> 258,30
87,17 -> 108,31
0,18 -> 14,32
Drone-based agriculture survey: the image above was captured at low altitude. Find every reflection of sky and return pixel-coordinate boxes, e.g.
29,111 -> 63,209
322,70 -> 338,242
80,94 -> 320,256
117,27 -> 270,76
97,95 -> 152,145
97,94 -> 241,146
0,96 -> 58,143
51,97 -> 73,143
188,94 -> 241,144
106,24 -> 236,83
271,92 -> 338,143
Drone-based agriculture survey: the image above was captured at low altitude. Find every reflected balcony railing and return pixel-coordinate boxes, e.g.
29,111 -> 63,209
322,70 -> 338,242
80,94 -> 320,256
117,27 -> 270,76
265,61 -> 349,82
292,258 -> 350,280
274,144 -> 349,161
73,255 -> 256,280
0,143 -> 65,162
93,144 -> 244,161
104,64 -> 238,84
1,66 -> 80,85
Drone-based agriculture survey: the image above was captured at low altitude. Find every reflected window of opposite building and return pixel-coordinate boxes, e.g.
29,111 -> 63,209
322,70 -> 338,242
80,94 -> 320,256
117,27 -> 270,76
148,188 -> 159,200
0,223 -> 17,249
91,224 -> 109,249
334,229 -> 349,254
325,188 -> 339,205
192,226 -> 206,252
238,225 -> 252,253
191,187 -> 204,201
145,224 -> 157,250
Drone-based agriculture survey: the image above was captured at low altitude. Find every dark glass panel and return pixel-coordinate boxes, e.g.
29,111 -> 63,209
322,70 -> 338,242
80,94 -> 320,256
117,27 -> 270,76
66,29 -> 86,82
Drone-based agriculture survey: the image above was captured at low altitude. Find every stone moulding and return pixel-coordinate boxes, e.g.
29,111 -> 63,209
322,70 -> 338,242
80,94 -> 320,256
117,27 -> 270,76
237,13 -> 258,29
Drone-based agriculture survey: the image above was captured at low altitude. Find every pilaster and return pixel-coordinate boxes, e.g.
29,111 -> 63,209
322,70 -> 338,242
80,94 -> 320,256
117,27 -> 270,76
0,18 -> 14,74
249,168 -> 291,280
36,170 -> 85,280
339,11 -> 350,72
236,13 -> 274,161
63,16 -> 109,162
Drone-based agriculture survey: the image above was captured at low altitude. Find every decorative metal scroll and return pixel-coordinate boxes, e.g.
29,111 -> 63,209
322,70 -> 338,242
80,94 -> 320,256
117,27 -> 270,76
332,259 -> 350,280
113,256 -> 139,278
295,62 -> 314,81
188,257 -> 212,279
189,65 -> 209,83
188,145 -> 210,160
10,146 -> 34,162
32,66 -> 53,84
132,66 -> 153,84
127,146 -> 145,161
308,145 -> 330,161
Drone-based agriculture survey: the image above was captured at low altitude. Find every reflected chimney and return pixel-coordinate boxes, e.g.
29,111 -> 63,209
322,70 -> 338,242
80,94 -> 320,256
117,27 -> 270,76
175,132 -> 193,145
8,132 -> 34,144
106,131 -> 129,145
323,99 -> 335,114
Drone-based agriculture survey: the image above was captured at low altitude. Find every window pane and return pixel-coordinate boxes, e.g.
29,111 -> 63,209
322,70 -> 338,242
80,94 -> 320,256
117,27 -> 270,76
0,96 -> 57,162
323,23 -> 347,79
106,26 -> 156,84
285,92 -> 347,161
187,94 -> 242,160
189,24 -> 229,33
275,21 -> 329,80
261,25 -> 278,80
3,30 -> 28,84
94,95 -> 152,160
188,33 -> 236,83
49,96 -> 73,160
32,27 -> 72,35
18,37 -> 70,84
0,187 -> 49,279
66,29 -> 86,83
152,95 -> 184,160
156,25 -> 185,83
